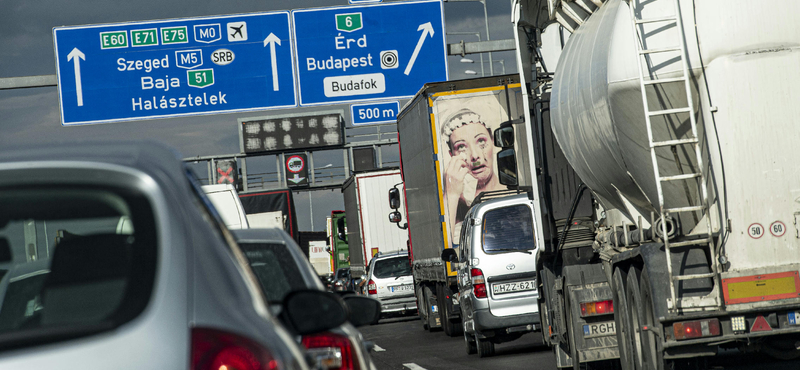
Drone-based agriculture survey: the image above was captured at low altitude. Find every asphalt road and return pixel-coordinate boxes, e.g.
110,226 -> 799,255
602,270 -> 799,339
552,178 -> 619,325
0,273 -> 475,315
359,315 -> 556,370
359,314 -> 800,370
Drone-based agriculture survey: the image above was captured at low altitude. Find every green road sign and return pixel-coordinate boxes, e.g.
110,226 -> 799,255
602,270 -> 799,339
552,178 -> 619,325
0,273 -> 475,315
131,29 -> 158,47
99,31 -> 128,49
161,26 -> 188,44
187,69 -> 214,88
335,13 -> 363,32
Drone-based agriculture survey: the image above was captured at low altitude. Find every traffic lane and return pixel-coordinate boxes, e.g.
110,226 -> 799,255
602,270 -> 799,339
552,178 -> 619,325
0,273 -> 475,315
360,315 -> 555,370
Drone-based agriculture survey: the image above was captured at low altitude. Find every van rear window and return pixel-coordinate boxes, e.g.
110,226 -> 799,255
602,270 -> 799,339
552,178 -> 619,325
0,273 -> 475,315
0,187 -> 157,350
481,204 -> 535,253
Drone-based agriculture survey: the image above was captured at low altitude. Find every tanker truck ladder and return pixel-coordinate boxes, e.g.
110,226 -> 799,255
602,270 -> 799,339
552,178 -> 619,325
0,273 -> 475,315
627,0 -> 721,313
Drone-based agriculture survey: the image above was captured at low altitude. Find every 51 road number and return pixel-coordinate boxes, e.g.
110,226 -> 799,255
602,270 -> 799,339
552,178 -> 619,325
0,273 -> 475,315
187,69 -> 214,88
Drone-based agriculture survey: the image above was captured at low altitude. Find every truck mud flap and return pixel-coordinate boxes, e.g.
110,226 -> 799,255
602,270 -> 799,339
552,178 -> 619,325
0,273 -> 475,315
424,285 -> 442,329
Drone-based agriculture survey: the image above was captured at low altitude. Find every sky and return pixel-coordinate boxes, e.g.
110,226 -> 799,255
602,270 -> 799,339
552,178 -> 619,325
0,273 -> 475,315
0,0 -> 519,231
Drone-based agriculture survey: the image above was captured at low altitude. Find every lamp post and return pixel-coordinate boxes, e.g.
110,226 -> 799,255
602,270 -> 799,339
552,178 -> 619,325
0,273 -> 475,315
447,32 -> 484,77
444,0 -> 493,75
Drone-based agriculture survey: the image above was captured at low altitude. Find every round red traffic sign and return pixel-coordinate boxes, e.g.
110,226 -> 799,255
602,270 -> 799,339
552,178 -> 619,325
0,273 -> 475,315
748,223 -> 764,239
770,221 -> 787,237
286,155 -> 305,173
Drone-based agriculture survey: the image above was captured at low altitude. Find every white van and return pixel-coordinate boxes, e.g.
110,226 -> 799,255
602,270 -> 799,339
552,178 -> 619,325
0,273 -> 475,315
201,184 -> 249,229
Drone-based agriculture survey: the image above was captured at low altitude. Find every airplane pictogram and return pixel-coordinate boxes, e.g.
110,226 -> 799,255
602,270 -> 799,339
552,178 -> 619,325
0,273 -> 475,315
230,25 -> 244,39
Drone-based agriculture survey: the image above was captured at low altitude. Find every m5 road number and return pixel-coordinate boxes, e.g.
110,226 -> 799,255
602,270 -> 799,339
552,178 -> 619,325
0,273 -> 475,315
492,280 -> 536,295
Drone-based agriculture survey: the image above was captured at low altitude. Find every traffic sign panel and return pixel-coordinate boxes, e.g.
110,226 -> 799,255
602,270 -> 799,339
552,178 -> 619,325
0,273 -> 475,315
53,12 -> 297,126
350,101 -> 399,125
292,0 -> 447,106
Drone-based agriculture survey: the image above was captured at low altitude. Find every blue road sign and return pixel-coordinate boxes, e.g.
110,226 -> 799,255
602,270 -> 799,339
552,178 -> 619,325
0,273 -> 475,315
53,12 -> 296,126
351,101 -> 399,125
292,0 -> 447,106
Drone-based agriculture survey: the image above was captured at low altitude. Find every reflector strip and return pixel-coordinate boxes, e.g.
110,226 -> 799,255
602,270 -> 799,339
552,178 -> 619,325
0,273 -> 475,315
722,271 -> 800,305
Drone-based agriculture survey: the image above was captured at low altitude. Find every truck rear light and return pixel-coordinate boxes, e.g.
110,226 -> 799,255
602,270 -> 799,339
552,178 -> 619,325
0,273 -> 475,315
580,300 -> 614,316
302,332 -> 359,370
191,327 -> 280,370
673,318 -> 721,340
471,268 -> 487,298
368,279 -> 377,295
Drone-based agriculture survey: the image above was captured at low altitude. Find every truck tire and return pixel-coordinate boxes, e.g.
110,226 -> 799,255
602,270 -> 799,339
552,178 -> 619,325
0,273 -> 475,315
417,286 -> 429,330
437,283 -> 462,337
464,331 -> 477,355
626,266 -> 644,370
612,267 -> 634,370
476,335 -> 495,358
423,285 -> 440,332
639,267 -> 669,370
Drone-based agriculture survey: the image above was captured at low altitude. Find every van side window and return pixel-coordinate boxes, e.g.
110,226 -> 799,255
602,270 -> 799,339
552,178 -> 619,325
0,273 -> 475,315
481,205 -> 535,253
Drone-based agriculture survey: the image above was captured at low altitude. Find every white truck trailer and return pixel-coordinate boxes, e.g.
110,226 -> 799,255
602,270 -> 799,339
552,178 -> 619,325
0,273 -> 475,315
502,0 -> 800,367
342,168 -> 409,279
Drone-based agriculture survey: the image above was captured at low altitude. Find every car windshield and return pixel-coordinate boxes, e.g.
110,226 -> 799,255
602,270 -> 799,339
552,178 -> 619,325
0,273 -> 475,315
240,243 -> 307,304
482,204 -> 536,253
336,269 -> 349,279
372,256 -> 411,279
0,187 -> 157,347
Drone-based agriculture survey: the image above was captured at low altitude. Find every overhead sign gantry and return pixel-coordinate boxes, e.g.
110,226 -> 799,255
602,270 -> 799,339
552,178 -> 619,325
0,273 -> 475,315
53,12 -> 296,126
292,0 -> 447,106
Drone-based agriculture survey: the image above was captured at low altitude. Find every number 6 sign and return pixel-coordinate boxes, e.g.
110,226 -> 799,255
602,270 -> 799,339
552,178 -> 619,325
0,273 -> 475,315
770,221 -> 787,237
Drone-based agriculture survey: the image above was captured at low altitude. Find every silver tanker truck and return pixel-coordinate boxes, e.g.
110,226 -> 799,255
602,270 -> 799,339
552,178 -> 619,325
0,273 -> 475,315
502,0 -> 800,368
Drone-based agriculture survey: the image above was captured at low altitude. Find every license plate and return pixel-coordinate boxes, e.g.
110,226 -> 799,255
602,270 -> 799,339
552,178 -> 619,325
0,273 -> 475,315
491,280 -> 536,295
583,321 -> 616,338
390,284 -> 413,292
789,312 -> 800,325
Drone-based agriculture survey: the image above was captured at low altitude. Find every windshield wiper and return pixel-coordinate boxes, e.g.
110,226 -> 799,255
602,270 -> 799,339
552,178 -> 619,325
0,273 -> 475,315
491,248 -> 532,255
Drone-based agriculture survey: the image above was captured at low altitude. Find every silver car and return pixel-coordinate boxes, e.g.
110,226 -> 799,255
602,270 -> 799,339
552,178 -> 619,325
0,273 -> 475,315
364,251 -> 417,317
232,228 -> 381,370
0,141 -> 348,370
442,194 -> 541,358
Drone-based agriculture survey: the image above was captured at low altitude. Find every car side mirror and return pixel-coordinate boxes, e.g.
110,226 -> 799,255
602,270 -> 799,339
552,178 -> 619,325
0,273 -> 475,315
494,125 -> 515,148
388,187 -> 401,210
343,295 -> 382,327
281,290 -> 348,335
441,248 -> 459,263
389,211 -> 403,224
497,148 -> 518,187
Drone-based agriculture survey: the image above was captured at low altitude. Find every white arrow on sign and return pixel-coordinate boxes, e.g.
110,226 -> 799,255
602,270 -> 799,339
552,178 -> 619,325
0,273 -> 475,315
67,48 -> 86,106
404,22 -> 434,76
263,33 -> 281,91
288,174 -> 306,184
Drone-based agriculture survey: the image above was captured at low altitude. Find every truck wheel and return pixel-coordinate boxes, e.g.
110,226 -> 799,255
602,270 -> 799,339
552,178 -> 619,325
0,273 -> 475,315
464,331 -> 477,355
423,285 -> 440,332
436,284 -> 457,336
626,266 -> 644,370
417,286 -> 429,330
612,267 -> 634,370
476,335 -> 495,358
639,267 -> 669,370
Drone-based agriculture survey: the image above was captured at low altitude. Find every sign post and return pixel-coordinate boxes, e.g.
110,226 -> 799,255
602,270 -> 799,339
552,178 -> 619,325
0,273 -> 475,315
53,12 -> 296,126
292,0 -> 447,106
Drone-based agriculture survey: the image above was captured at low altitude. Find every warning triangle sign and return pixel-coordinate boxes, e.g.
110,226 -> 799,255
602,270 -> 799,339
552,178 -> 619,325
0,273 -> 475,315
750,315 -> 772,332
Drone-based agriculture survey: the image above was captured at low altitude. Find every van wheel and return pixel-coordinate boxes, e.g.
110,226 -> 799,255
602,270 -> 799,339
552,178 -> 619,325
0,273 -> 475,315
464,331 -> 477,355
476,336 -> 495,358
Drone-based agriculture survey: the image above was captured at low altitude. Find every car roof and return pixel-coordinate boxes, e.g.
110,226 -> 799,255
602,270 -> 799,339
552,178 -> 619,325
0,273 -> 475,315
372,250 -> 408,260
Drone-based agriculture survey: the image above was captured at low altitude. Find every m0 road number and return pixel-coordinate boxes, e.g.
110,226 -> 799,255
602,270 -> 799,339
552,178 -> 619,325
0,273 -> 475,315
583,321 -> 616,338
390,284 -> 413,292
492,280 -> 536,295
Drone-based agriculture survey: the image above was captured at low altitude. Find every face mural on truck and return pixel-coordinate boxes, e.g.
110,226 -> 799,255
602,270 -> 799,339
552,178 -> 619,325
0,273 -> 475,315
435,90 -> 514,247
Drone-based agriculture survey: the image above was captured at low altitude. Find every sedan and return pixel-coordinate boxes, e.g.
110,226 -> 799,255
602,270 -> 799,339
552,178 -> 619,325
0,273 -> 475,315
0,141 -> 347,370
233,228 -> 382,370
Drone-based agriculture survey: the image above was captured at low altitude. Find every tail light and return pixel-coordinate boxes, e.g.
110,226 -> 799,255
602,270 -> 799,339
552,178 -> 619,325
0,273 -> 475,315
302,331 -> 360,370
367,279 -> 377,295
580,300 -> 614,317
191,327 -> 280,370
672,318 -> 721,340
471,268 -> 487,298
